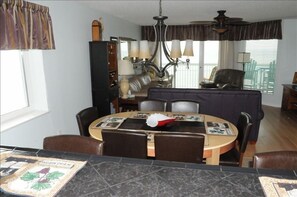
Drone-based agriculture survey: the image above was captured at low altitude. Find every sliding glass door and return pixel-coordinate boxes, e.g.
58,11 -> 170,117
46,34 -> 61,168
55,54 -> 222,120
244,40 -> 278,94
164,41 -> 219,88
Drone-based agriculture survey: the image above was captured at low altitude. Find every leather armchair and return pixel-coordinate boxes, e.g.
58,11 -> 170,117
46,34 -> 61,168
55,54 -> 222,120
200,69 -> 245,90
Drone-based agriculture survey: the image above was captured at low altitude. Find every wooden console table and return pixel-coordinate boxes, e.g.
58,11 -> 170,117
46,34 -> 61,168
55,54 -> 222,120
281,84 -> 297,110
119,96 -> 145,112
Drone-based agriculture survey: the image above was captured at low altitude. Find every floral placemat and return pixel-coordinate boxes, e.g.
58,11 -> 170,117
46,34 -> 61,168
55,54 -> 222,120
0,153 -> 86,197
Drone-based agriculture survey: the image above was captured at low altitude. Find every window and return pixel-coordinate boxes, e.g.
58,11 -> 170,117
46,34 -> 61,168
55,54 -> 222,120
244,40 -> 278,94
1,51 -> 28,115
163,41 -> 219,88
0,50 -> 48,131
164,41 -> 200,88
204,41 -> 219,79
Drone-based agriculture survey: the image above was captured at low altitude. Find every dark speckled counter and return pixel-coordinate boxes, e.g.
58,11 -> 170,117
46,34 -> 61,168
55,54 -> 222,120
1,145 -> 296,196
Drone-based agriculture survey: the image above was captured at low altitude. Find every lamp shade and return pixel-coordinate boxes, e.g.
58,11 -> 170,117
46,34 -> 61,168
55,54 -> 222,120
118,60 -> 134,76
130,41 -> 139,58
139,40 -> 151,59
183,40 -> 194,56
238,52 -> 251,63
170,40 -> 181,59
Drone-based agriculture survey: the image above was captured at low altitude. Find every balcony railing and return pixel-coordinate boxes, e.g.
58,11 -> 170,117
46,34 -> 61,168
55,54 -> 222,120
166,63 -> 217,88
243,60 -> 276,94
164,60 -> 275,94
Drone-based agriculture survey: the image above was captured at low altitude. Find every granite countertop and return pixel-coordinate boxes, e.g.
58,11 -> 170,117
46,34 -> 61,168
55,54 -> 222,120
1,145 -> 296,197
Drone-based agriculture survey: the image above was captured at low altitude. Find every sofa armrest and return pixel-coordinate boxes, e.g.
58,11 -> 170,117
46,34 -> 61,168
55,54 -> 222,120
200,81 -> 217,88
219,83 -> 241,90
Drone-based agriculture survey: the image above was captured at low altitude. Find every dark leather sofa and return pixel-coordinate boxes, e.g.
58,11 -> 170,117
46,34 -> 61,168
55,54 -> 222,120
148,87 -> 264,142
129,72 -> 172,97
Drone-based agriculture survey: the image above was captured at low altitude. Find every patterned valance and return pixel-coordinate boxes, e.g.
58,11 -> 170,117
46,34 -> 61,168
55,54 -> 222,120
142,20 -> 282,41
0,0 -> 55,50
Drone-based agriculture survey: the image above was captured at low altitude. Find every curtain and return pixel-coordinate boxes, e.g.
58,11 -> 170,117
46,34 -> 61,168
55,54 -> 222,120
142,24 -> 219,41
142,20 -> 282,41
220,20 -> 282,40
0,0 -> 55,50
218,41 -> 235,69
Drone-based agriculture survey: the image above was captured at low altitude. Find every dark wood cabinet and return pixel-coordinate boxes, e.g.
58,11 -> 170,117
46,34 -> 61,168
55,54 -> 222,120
281,84 -> 297,110
119,97 -> 146,112
89,41 -> 119,116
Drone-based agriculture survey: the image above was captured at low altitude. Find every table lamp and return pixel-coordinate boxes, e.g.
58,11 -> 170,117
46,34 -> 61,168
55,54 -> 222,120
118,60 -> 134,99
237,52 -> 251,71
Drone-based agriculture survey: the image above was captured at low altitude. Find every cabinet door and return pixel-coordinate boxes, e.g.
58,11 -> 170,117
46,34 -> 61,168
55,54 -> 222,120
89,42 -> 109,91
89,41 -> 119,115
108,43 -> 117,71
92,90 -> 110,116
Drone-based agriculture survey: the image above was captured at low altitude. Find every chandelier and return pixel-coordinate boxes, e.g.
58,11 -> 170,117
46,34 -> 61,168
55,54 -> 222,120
129,0 -> 193,78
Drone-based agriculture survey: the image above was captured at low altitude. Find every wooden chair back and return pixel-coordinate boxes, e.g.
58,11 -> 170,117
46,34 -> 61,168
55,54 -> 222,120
76,107 -> 99,136
43,135 -> 103,155
101,130 -> 147,159
138,99 -> 167,112
253,151 -> 297,170
154,133 -> 204,163
171,100 -> 199,113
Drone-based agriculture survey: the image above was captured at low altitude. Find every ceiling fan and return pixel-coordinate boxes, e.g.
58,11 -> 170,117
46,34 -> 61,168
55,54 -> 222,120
190,10 -> 250,34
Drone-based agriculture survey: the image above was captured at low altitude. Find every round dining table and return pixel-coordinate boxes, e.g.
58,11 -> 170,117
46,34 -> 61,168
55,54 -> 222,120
89,111 -> 238,165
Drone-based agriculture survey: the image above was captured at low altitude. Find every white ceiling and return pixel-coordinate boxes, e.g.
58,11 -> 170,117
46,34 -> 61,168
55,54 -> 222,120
81,0 -> 297,26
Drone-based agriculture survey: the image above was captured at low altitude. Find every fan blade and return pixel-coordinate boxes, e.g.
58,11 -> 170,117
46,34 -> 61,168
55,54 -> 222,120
190,10 -> 250,31
228,21 -> 250,26
228,17 -> 243,22
190,21 -> 214,25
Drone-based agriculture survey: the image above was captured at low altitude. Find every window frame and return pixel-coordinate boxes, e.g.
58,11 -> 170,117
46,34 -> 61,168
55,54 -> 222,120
244,39 -> 278,94
0,50 -> 49,132
163,40 -> 219,88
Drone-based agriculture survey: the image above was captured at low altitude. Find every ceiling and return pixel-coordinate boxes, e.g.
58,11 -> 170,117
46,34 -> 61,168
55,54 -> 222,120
81,0 -> 297,26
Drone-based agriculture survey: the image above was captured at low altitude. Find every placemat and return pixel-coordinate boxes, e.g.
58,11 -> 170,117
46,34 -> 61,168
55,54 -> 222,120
0,154 -> 86,197
259,176 -> 297,197
118,118 -> 206,133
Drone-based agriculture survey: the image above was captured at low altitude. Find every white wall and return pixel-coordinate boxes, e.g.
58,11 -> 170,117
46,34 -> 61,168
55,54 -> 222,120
0,1 -> 141,148
262,19 -> 297,107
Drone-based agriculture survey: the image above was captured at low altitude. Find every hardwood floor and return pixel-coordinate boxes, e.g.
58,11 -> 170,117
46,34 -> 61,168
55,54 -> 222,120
242,105 -> 297,167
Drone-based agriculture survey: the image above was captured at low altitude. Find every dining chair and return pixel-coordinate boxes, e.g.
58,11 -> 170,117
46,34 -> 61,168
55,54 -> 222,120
76,106 -> 99,136
101,130 -> 148,159
43,135 -> 103,155
138,99 -> 167,112
253,151 -> 297,170
154,133 -> 205,163
219,112 -> 253,167
171,100 -> 200,113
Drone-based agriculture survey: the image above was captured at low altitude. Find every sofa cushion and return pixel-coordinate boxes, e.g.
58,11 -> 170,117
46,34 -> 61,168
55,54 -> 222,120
138,73 -> 152,86
128,73 -> 173,97
129,77 -> 142,92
